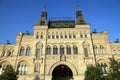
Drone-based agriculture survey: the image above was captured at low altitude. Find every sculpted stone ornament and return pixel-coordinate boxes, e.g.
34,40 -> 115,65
60,55 -> 66,61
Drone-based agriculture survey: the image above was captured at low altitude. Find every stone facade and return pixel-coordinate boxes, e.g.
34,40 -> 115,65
0,6 -> 120,80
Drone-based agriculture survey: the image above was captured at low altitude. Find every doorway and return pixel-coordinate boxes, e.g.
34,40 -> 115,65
52,65 -> 73,80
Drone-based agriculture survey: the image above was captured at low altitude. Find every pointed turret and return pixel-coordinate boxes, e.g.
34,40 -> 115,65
76,6 -> 87,24
37,6 -> 47,25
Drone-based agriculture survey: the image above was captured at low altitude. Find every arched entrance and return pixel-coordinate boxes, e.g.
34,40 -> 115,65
52,64 -> 73,80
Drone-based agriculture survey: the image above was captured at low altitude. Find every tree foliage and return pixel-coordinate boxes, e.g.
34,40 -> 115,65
0,65 -> 18,80
84,65 -> 103,80
108,56 -> 120,80
84,56 -> 120,80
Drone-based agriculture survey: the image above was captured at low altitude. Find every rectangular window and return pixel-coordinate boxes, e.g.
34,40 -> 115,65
84,48 -> 88,57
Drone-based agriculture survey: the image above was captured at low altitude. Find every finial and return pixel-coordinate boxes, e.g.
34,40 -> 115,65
43,5 -> 46,12
77,5 -> 81,11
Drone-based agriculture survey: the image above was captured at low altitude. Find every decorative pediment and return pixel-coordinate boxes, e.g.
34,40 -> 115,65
82,41 -> 90,46
36,42 -> 43,48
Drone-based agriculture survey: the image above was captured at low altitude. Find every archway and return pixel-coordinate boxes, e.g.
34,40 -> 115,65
52,64 -> 73,80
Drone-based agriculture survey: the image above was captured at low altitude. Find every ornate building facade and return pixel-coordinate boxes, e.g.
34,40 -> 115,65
0,6 -> 120,80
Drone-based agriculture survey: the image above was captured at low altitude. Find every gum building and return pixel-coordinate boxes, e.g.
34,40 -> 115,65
0,6 -> 120,80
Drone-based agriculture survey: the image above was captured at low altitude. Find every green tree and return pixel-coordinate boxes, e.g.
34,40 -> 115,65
84,65 -> 103,80
0,65 -> 18,80
108,56 -> 120,80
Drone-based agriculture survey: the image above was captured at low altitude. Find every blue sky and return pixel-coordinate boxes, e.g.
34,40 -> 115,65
0,0 -> 120,44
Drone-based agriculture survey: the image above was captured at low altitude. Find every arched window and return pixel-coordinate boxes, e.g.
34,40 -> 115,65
36,49 -> 40,57
73,35 -> 76,38
36,35 -> 39,39
3,51 -> 7,57
26,47 -> 31,56
34,63 -> 40,72
80,34 -> 83,38
100,46 -> 105,54
48,35 -> 50,39
60,46 -> 64,55
7,51 -> 11,56
73,46 -> 78,54
34,76 -> 40,80
84,48 -> 88,57
101,63 -> 105,73
46,46 -> 51,55
17,62 -> 28,75
53,46 -> 58,55
94,46 -> 98,54
104,63 -> 108,73
66,45 -> 71,54
19,47 -> 24,56
85,34 -> 87,38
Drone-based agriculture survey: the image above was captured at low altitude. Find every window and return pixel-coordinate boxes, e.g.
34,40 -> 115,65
100,46 -> 105,54
66,46 -> 71,54
73,35 -> 76,38
7,51 -> 11,56
40,35 -> 43,39
36,35 -> 39,39
73,46 -> 78,54
60,46 -> 64,55
26,47 -> 31,56
98,63 -> 108,74
65,35 -> 67,38
46,46 -> 51,55
60,35 -> 63,39
48,35 -> 50,39
34,76 -> 40,80
52,35 -> 55,39
36,49 -> 40,57
80,34 -> 83,38
56,35 -> 59,39
19,47 -> 24,56
85,34 -> 87,38
69,35 -> 72,38
34,63 -> 39,72
17,63 -> 28,75
3,51 -> 7,57
84,48 -> 88,57
53,46 -> 58,55
94,46 -> 98,54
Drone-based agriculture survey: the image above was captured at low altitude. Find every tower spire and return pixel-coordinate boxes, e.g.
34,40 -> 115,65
37,6 -> 47,25
76,6 -> 87,24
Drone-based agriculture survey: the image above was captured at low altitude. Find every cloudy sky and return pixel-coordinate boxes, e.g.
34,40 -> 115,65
0,0 -> 120,43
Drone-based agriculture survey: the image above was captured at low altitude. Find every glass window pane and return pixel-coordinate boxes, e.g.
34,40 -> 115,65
36,49 -> 40,57
84,48 -> 88,57
67,46 -> 71,54
46,47 -> 51,55
73,47 -> 78,54
53,47 -> 58,55
60,47 -> 64,55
